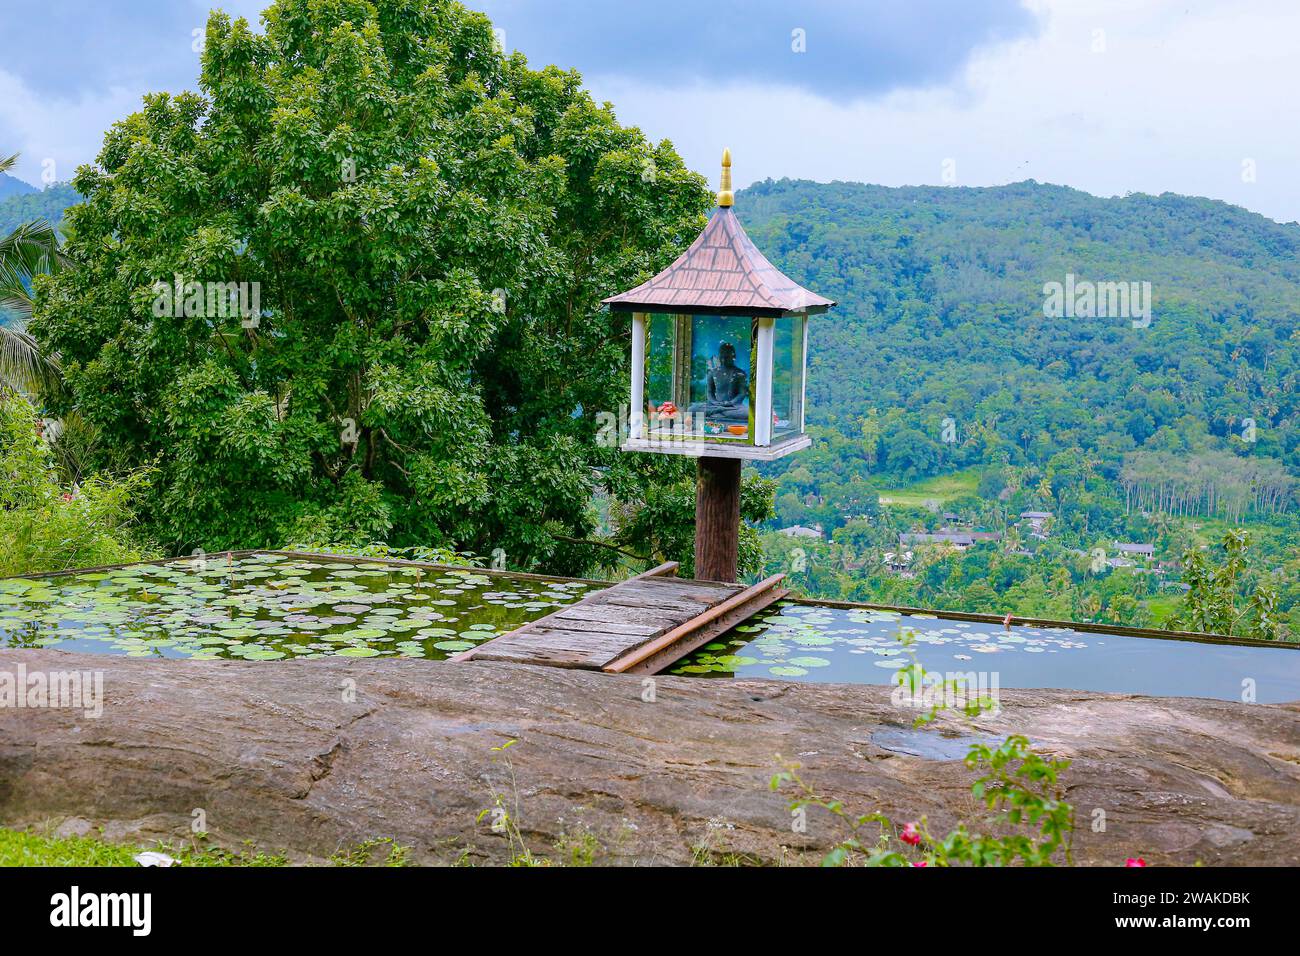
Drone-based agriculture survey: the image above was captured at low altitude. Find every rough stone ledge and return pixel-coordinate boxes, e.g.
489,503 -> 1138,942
1,650 -> 1297,866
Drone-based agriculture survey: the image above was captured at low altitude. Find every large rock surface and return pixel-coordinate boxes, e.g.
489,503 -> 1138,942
1,649 -> 1297,865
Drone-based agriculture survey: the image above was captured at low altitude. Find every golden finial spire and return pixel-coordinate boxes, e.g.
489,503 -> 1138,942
717,147 -> 733,207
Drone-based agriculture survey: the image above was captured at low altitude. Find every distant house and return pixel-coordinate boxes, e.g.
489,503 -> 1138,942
1019,510 -> 1053,536
1104,543 -> 1158,574
779,524 -> 824,540
901,531 -> 974,549
1114,542 -> 1155,560
899,528 -> 1002,551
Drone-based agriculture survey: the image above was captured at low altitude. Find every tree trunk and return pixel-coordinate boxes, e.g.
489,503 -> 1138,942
695,456 -> 742,583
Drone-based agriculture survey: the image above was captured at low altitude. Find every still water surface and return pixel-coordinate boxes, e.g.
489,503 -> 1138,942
669,602 -> 1300,703
0,553 -> 599,662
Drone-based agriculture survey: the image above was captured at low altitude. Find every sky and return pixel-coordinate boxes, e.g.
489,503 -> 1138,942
1,0 -> 1296,223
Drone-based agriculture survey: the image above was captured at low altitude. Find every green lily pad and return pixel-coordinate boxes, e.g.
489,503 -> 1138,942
787,656 -> 831,667
342,627 -> 388,639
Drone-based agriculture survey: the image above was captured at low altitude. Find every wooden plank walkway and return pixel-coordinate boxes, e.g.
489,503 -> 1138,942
456,563 -> 787,674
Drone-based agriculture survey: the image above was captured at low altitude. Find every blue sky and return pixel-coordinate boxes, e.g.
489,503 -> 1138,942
1,0 -> 1297,222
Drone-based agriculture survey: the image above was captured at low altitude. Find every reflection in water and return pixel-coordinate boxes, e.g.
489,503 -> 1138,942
670,602 -> 1300,703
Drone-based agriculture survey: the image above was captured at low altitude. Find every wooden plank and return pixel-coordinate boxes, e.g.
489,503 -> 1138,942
599,595 -> 715,616
633,581 -> 743,601
455,566 -> 771,670
606,582 -> 739,600
616,588 -> 789,676
609,576 -> 735,595
471,646 -> 600,669
554,604 -> 688,627
629,561 -> 681,580
526,616 -> 660,636
603,575 -> 786,674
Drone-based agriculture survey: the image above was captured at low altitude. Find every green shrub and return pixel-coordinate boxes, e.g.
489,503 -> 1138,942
0,393 -> 154,575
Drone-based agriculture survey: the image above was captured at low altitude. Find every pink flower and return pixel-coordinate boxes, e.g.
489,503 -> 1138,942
61,493 -> 73,501
911,861 -> 928,867
900,822 -> 921,846
1124,857 -> 1147,867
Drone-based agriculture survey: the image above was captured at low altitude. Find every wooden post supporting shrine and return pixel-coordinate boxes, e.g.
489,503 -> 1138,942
694,456 -> 742,583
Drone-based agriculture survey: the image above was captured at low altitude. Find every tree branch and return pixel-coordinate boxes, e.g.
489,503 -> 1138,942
551,533 -> 652,564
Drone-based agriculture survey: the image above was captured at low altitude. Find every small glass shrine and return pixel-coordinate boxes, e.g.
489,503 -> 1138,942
604,150 -> 834,461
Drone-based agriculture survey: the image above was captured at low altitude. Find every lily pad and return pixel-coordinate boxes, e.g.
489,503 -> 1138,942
787,656 -> 830,668
769,666 -> 809,677
432,640 -> 475,651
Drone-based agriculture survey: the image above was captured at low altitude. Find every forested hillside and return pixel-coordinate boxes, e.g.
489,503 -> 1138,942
737,179 -> 1300,633
741,178 -> 1300,485
0,182 -> 78,236
0,172 -> 36,202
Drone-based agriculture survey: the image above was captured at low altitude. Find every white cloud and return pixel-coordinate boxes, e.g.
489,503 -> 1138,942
0,0 -> 267,188
585,0 -> 1300,223
0,70 -> 142,187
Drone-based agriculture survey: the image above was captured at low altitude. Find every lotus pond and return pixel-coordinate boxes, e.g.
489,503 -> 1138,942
668,602 -> 1300,703
0,553 -> 601,661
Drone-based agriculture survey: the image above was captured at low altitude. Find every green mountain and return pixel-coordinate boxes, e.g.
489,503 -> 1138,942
0,182 -> 78,236
737,178 -> 1300,498
0,172 -> 37,201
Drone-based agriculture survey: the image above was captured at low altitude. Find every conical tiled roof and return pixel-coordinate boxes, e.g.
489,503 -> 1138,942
604,206 -> 834,316
606,149 -> 834,318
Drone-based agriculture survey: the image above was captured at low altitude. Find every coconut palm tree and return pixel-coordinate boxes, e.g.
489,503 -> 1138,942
0,151 -> 66,394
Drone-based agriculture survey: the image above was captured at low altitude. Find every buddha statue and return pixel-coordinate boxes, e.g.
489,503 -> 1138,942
689,341 -> 749,423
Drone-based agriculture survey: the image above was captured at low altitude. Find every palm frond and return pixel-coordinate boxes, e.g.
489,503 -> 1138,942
0,214 -> 67,395
0,153 -> 17,176
0,321 -> 59,395
0,218 -> 70,319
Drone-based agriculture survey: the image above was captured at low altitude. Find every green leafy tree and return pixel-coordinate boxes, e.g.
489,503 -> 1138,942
1169,529 -> 1284,639
31,0 -> 712,571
